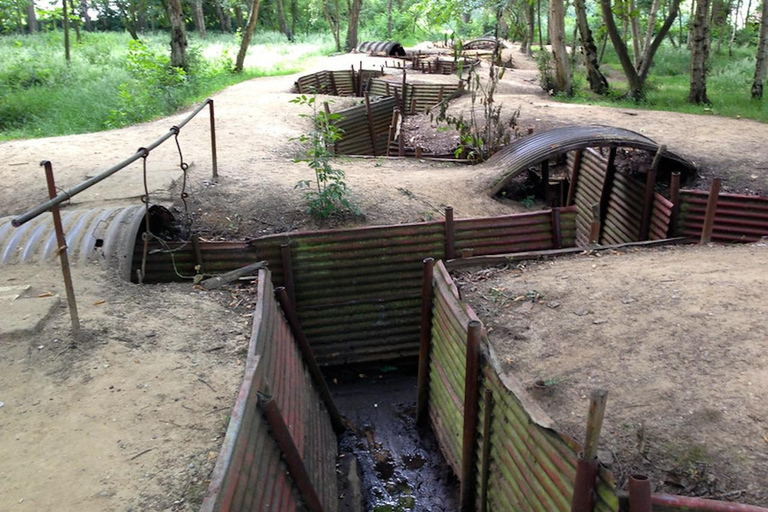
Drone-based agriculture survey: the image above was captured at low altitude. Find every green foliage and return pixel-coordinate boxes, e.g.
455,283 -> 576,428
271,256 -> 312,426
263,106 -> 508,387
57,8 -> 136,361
536,49 -> 556,94
291,94 -> 359,218
0,30 -> 333,140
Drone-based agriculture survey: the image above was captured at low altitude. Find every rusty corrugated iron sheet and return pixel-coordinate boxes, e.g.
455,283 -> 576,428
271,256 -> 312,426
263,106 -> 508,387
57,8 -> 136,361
603,170 -> 645,244
649,193 -> 674,241
294,69 -> 384,96
333,96 -> 397,155
200,268 -> 338,512
679,190 -> 768,242
570,149 -> 608,246
428,260 -> 619,512
357,41 -> 406,56
368,78 -> 463,113
485,126 -> 696,196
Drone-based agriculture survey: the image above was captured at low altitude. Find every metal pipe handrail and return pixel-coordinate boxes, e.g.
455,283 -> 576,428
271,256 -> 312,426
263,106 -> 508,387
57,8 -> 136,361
12,98 -> 214,228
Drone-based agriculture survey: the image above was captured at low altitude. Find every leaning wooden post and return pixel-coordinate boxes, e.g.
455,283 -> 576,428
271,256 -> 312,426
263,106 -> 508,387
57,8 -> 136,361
541,159 -> 550,202
460,320 -> 482,512
668,172 -> 681,237
364,92 -> 378,156
700,178 -> 721,244
208,99 -> 219,181
571,389 -> 608,512
42,161 -> 80,336
640,145 -> 665,240
281,243 -> 297,305
258,392 -> 327,512
416,258 -> 435,426
275,287 -> 346,434
565,149 -> 583,207
444,206 -> 456,259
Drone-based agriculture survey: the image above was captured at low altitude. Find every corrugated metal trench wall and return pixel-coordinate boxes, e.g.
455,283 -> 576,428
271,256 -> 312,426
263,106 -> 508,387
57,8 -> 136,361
200,268 -> 338,512
678,189 -> 768,242
428,260 -> 619,512
333,96 -> 398,155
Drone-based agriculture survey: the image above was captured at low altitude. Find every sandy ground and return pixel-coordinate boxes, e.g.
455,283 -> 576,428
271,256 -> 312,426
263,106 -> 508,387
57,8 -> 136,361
0,265 -> 253,512
1,44 -> 768,511
457,243 -> 768,505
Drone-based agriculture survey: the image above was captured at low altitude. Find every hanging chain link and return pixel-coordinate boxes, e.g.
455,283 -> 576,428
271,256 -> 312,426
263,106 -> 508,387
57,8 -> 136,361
171,126 -> 191,226
138,147 -> 150,284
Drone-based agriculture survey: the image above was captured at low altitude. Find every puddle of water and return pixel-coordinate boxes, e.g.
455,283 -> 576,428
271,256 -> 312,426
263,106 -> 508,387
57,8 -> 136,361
331,370 -> 459,512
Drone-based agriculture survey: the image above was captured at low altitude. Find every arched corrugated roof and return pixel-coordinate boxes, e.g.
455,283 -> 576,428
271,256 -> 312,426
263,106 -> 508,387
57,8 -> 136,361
357,41 -> 406,56
483,125 -> 697,196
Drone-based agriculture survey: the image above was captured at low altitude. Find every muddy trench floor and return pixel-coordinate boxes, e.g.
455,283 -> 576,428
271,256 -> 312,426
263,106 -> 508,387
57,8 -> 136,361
330,369 -> 459,512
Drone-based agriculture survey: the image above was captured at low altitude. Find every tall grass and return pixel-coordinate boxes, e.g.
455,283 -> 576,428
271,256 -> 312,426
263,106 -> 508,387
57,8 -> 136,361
563,43 -> 768,123
0,30 -> 335,140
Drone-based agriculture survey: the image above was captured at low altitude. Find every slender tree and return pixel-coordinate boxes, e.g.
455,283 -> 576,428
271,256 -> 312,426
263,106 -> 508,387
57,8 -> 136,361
276,0 -> 292,39
630,0 -> 642,65
387,0 -> 393,37
235,0 -> 261,72
642,0 -> 662,61
290,0 -> 298,35
752,0 -> 768,97
63,0 -> 71,63
549,0 -> 572,94
689,0 -> 712,103
522,0 -> 535,55
323,0 -> 342,52
346,0 -> 362,50
26,0 -> 36,32
575,0 -> 609,93
601,0 -> 681,99
192,0 -> 206,37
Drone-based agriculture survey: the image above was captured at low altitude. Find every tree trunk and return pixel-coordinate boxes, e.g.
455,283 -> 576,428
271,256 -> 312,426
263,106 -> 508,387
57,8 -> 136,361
745,0 -> 752,23
689,0 -> 712,103
290,0 -> 298,34
276,0 -> 292,40
387,0 -> 393,38
234,4 -> 243,27
688,0 -> 695,47
63,0 -> 71,63
537,0 -> 544,48
193,0 -> 206,37
323,0 -> 341,52
214,0 -> 232,30
575,0 -> 609,93
729,0 -> 741,55
235,0 -> 261,72
168,0 -> 188,69
630,0 -> 642,66
74,14 -> 81,42
345,0 -> 361,50
80,0 -> 92,30
752,0 -> 768,97
642,0 -> 661,59
26,0 -> 37,32
522,0 -> 534,55
549,0 -> 572,94
600,0 -> 644,98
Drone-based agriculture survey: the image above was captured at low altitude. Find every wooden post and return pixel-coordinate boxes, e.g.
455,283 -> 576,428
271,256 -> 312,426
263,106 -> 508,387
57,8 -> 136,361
639,145 -> 665,240
541,159 -> 550,202
460,320 -> 482,512
700,178 -> 721,244
358,61 -> 364,96
387,109 -> 399,157
274,288 -> 346,434
258,392 -> 327,512
328,70 -> 338,95
364,92 -> 378,156
551,207 -> 563,249
415,146 -> 423,158
597,147 -> 618,240
208,100 -> 219,181
479,389 -> 493,512
42,161 -> 80,336
314,72 -> 322,94
589,202 -> 601,245
571,390 -> 608,512
410,97 -> 417,114
281,243 -> 296,305
444,206 -> 456,259
416,258 -> 435,426
565,149 -> 583,206
669,172 -> 681,237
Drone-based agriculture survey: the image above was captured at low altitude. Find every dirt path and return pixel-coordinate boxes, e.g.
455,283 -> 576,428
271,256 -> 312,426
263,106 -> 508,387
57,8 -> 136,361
457,243 -> 768,506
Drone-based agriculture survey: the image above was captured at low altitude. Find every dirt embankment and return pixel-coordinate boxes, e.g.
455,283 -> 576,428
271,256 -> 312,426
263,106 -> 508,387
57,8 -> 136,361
457,243 -> 768,506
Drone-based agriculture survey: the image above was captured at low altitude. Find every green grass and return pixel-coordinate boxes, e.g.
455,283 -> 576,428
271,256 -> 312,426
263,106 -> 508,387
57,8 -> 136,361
556,44 -> 768,123
0,30 -> 335,140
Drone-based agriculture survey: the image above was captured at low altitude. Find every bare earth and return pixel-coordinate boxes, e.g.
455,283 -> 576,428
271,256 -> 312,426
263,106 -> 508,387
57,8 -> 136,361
457,243 -> 768,505
1,45 -> 768,510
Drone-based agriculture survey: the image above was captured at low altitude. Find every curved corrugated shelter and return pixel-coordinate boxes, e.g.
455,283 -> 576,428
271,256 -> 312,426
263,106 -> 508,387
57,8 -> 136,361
357,41 -> 406,56
0,204 -> 172,281
482,125 -> 697,196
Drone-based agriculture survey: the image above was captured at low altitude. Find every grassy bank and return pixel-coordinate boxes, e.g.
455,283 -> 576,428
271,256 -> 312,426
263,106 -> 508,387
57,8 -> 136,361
0,30 -> 334,141
560,44 -> 768,123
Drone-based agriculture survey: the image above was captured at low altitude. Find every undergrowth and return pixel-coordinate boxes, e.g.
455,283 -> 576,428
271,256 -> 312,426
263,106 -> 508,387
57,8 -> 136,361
0,30 -> 335,140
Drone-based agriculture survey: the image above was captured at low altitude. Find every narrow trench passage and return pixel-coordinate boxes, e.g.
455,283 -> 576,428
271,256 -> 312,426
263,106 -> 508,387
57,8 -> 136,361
329,367 -> 459,512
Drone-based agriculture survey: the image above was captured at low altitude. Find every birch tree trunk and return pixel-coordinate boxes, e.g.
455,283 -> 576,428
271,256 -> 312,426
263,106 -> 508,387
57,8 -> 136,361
549,0 -> 572,95
630,0 -> 642,66
575,0 -> 609,93
235,0 -> 261,72
751,0 -> 768,98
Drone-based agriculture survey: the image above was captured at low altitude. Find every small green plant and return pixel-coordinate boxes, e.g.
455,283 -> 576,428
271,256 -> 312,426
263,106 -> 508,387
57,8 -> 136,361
291,94 -> 358,218
537,50 -> 556,94
522,195 -> 536,209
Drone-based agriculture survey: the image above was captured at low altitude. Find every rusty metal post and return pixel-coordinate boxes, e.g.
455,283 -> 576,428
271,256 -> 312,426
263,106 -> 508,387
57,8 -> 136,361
42,161 -> 81,336
364,92 -> 378,156
208,99 -> 219,181
597,147 -> 618,241
274,287 -> 346,434
700,178 -> 721,244
479,388 -> 493,512
571,389 -> 608,512
589,203 -> 601,245
669,172 -> 681,237
358,61 -> 364,96
281,243 -> 296,305
415,146 -> 423,158
640,145 -> 664,240
387,110 -> 399,157
258,392 -> 327,512
566,149 -> 584,206
629,475 -> 652,512
540,159 -> 550,201
410,97 -> 417,114
444,206 -> 456,259
551,207 -> 563,249
460,320 -> 482,512
416,258 -> 435,426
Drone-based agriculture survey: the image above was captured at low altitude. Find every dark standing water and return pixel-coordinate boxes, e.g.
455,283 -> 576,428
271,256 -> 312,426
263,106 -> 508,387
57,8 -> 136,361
330,369 -> 459,512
